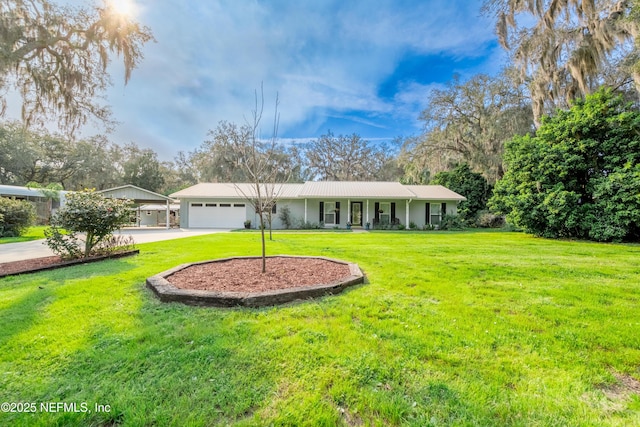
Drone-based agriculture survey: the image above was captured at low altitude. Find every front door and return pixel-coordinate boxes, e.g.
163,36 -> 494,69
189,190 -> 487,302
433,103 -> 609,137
350,202 -> 363,226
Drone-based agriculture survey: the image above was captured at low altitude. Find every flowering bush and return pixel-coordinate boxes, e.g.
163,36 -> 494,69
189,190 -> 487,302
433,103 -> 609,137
45,190 -> 132,258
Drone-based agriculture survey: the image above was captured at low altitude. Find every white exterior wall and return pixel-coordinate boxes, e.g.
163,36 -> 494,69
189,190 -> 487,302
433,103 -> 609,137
247,199 -> 306,229
408,200 -> 459,228
140,210 -> 160,227
179,197 -> 460,229
179,200 -> 189,228
409,201 -> 426,228
265,199 -> 306,229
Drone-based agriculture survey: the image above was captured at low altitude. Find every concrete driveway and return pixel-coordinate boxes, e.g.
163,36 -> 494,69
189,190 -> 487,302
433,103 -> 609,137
0,228 -> 230,263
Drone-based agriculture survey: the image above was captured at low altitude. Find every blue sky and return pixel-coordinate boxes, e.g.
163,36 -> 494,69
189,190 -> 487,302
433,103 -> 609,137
10,0 -> 505,160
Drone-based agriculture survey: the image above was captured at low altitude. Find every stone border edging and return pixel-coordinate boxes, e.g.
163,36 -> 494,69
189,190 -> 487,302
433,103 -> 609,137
0,249 -> 140,279
146,255 -> 365,308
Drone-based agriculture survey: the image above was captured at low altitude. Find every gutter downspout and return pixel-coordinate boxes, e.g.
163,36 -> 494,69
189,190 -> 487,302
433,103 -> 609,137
166,200 -> 170,229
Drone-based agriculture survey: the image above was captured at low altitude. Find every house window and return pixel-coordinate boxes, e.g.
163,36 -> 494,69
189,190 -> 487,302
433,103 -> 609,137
219,203 -> 231,207
254,203 -> 274,213
234,203 -> 245,207
191,203 -> 203,207
205,203 -> 216,207
324,201 -> 336,225
430,203 -> 441,225
379,202 -> 391,225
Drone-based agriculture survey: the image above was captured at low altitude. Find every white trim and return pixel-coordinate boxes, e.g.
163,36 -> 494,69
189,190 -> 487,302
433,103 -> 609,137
406,199 -> 411,226
366,200 -> 369,224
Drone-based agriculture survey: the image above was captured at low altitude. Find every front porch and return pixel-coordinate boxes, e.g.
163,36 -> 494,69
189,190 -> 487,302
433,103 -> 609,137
301,198 -> 454,229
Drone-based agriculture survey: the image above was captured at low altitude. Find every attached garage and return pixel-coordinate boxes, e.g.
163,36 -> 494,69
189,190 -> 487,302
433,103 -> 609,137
188,202 -> 246,228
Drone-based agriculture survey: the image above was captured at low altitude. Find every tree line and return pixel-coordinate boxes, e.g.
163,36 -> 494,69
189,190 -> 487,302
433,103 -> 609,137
0,120 -> 404,193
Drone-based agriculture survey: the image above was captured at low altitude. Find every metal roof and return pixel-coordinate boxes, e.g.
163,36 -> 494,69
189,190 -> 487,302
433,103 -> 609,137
170,183 -> 304,199
299,181 -> 415,198
0,184 -> 46,198
0,184 -> 69,198
169,181 -> 466,201
99,184 -> 174,203
137,204 -> 181,211
405,185 -> 467,201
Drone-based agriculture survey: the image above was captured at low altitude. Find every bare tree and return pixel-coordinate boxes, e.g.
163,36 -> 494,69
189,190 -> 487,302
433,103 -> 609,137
305,131 -> 400,181
210,86 -> 288,273
194,123 -> 303,183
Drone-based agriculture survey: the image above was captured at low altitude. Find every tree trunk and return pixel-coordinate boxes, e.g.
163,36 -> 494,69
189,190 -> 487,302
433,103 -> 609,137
84,231 -> 93,258
259,213 -> 266,273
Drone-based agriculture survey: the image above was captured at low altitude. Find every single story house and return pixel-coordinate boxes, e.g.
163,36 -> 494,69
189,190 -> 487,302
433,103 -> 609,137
170,181 -> 466,229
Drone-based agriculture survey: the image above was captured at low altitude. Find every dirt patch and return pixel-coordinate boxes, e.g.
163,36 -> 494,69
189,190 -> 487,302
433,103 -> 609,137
168,257 -> 352,293
583,371 -> 640,413
0,256 -> 64,276
0,251 -> 139,278
602,372 -> 640,400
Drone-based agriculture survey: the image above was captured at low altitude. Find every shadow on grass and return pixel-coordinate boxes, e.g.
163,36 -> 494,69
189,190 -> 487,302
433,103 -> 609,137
0,286 -> 54,348
0,286 -> 280,426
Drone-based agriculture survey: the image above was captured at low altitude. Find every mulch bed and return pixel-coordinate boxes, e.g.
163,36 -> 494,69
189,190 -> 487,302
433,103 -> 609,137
167,256 -> 352,293
0,250 -> 139,278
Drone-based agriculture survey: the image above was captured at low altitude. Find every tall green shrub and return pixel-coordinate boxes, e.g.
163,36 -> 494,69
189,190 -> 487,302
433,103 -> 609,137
0,198 -> 36,237
45,190 -> 132,258
431,163 -> 491,223
490,89 -> 640,242
278,205 -> 293,229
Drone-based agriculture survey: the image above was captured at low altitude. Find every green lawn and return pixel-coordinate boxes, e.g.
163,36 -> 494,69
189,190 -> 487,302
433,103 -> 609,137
0,226 -> 48,244
1,231 -> 639,426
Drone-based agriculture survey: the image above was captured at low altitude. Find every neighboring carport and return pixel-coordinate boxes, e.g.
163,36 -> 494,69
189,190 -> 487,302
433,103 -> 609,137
99,185 -> 176,229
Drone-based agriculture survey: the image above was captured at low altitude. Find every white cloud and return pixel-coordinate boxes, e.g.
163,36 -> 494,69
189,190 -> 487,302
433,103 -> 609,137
3,0 -> 501,160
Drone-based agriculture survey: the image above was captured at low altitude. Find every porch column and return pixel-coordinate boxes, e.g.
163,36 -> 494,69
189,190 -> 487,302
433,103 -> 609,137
304,199 -> 307,223
406,199 -> 411,226
366,200 -> 369,223
166,200 -> 170,229
347,199 -> 350,224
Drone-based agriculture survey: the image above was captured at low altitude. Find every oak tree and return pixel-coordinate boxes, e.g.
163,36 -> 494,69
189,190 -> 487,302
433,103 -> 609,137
0,0 -> 153,131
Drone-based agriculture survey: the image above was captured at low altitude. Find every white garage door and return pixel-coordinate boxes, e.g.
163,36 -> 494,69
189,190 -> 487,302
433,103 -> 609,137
189,202 -> 246,228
